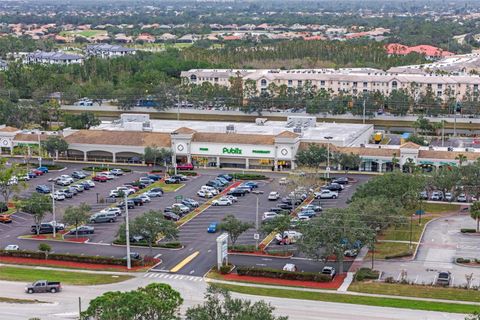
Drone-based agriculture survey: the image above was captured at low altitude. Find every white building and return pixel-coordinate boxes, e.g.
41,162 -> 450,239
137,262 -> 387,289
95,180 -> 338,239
85,44 -> 136,58
24,51 -> 83,65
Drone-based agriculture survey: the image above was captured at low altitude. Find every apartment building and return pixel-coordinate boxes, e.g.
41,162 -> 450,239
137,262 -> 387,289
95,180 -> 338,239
181,68 -> 480,101
85,44 -> 136,58
24,51 -> 83,65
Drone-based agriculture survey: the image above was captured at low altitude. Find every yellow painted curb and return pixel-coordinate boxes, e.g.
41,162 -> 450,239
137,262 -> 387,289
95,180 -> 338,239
170,251 -> 199,273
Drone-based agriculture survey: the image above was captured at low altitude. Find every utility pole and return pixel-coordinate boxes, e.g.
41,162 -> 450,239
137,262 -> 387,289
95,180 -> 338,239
324,136 -> 333,179
441,121 -> 445,147
362,99 -> 366,124
252,190 -> 264,250
177,93 -> 180,121
52,183 -> 56,238
124,193 -> 131,270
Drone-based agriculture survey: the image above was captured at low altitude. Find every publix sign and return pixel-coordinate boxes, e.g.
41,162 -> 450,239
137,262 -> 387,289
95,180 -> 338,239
222,147 -> 242,155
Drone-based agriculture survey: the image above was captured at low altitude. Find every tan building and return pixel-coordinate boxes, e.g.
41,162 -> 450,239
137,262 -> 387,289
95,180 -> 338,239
181,68 -> 480,101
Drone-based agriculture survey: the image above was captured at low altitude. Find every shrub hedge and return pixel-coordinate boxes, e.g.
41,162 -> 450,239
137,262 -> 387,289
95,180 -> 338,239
355,268 -> 380,281
461,228 -> 477,233
231,173 -> 267,180
236,266 -> 332,282
167,169 -> 198,176
456,257 -> 471,264
385,251 -> 413,260
83,166 -> 132,173
228,244 -> 256,252
113,240 -> 182,249
18,163 -> 65,171
0,250 -> 143,267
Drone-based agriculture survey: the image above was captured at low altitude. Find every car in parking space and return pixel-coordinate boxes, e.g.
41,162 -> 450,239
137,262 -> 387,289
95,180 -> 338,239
315,190 -> 338,199
31,169 -> 44,176
0,214 -> 12,223
445,192 -> 453,202
201,185 -> 219,195
268,191 -> 280,201
237,184 -> 253,192
146,174 -> 161,181
50,191 -> 65,201
332,177 -> 349,185
59,175 -> 74,183
72,184 -> 85,192
302,204 -> 322,212
110,169 -> 124,176
92,175 -> 108,182
176,163 -> 194,170
431,191 -> 444,201
130,197 -> 145,206
207,222 -> 219,233
206,180 -> 224,189
66,186 -> 78,196
227,188 -> 247,197
275,230 -> 302,245
83,180 -> 95,188
283,263 -> 297,272
18,174 -> 30,181
212,197 -> 233,206
262,212 -> 278,222
124,252 -> 141,260
277,203 -> 293,210
145,188 -> 164,197
138,177 -> 154,185
290,216 -> 310,226
323,183 -> 344,192
116,186 -> 136,195
46,221 -> 64,230
165,177 -> 180,184
27,171 -> 38,179
344,248 -> 359,257
58,189 -> 72,198
37,166 -> 49,173
137,194 -> 151,203
57,179 -> 72,186
419,191 -> 429,200
182,198 -> 199,208
117,200 -> 135,209
322,266 -> 336,279
30,223 -> 62,234
282,197 -> 302,205
279,177 -> 289,185
36,185 -> 51,194
163,211 -> 180,221
89,212 -> 117,223
218,174 -> 233,181
197,190 -> 214,198
71,171 -> 87,179
225,195 -> 238,203
269,207 -> 290,215
171,203 -> 190,214
243,181 -> 258,189
298,209 -> 316,218
457,193 -> 468,202
68,225 -> 94,235
101,207 -> 122,216
171,174 -> 188,181
436,271 -> 451,286
215,176 -> 229,185
4,244 -> 19,251
98,172 -> 115,180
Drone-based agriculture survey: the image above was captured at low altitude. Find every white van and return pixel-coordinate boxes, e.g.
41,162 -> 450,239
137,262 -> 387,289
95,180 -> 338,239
201,185 -> 218,195
262,212 -> 278,221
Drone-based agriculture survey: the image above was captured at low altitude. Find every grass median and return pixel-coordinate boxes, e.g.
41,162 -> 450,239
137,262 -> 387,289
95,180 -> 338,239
349,281 -> 480,304
0,266 -> 133,285
0,297 -> 45,304
215,283 -> 480,314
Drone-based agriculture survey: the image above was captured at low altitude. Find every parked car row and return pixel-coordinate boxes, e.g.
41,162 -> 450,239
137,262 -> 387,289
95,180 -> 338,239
163,198 -> 199,221
420,190 -> 478,202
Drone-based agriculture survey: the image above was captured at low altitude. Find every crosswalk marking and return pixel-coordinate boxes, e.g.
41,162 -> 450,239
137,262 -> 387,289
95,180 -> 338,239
144,273 -> 203,282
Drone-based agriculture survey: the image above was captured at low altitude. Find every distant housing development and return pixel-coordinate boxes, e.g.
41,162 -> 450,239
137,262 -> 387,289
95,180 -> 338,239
23,51 -> 84,65
181,68 -> 480,101
85,44 -> 136,58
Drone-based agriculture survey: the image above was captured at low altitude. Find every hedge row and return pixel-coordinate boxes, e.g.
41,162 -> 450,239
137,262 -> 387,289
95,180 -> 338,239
456,257 -> 472,264
82,166 -> 132,173
231,173 -> 267,180
18,163 -> 65,171
461,228 -> 477,233
355,268 -> 380,281
167,170 -> 198,176
236,266 -> 332,282
0,250 -> 143,267
228,244 -> 256,252
113,240 -> 182,249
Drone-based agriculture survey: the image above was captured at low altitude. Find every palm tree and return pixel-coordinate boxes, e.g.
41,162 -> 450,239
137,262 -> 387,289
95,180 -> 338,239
471,202 -> 480,232
455,154 -> 467,166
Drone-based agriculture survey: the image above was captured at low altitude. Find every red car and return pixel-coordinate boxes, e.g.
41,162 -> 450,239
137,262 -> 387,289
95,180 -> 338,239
176,163 -> 194,170
30,169 -> 44,176
92,175 -> 108,182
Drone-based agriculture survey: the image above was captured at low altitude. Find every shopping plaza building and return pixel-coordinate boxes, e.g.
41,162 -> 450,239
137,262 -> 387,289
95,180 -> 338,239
0,114 -> 478,172
180,68 -> 480,101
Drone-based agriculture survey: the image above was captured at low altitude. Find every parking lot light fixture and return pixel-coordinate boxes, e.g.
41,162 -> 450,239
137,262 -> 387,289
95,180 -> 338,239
124,193 -> 131,270
324,136 -> 333,179
252,190 -> 264,250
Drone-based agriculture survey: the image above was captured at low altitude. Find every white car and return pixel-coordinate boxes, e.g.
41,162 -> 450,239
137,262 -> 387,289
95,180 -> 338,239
50,191 -> 66,201
19,175 -> 31,181
8,177 -> 18,185
212,198 -> 233,206
268,191 -> 280,201
445,192 -> 453,202
279,177 -> 289,185
46,221 -> 65,230
137,194 -> 151,203
4,244 -> 19,251
262,212 -> 278,221
201,185 -> 219,195
283,263 -> 297,272
315,190 -> 338,199
144,190 -> 163,198
101,207 -> 122,216
275,230 -> 303,244
110,169 -> 124,176
59,175 -> 74,184
457,193 -> 467,202
116,186 -> 135,195
84,180 -> 95,188
322,266 -> 336,278
197,190 -> 214,198
171,203 -> 190,214
225,195 -> 238,202
98,172 -> 115,180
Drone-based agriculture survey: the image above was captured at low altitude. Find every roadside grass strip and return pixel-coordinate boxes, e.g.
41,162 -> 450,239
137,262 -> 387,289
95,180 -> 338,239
214,283 -> 480,314
0,266 -> 133,285
0,296 -> 46,304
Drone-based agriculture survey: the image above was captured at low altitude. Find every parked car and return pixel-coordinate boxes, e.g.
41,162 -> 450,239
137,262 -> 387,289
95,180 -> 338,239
323,183 -> 344,192
298,209 -> 316,218
50,191 -> 65,201
182,198 -> 199,208
315,190 -> 338,199
110,169 -> 124,176
36,185 -> 51,194
243,181 -> 258,189
25,280 -> 61,294
171,203 -> 190,214
218,174 -> 233,181
269,207 -> 290,215
171,174 -> 188,181
117,200 -> 135,209
0,214 -> 12,223
302,204 -> 322,212
201,186 -> 218,195
66,186 -> 78,196
262,212 -> 278,222
419,191 -> 429,200
165,177 -> 180,184
124,252 -> 141,260
130,197 -> 145,206
37,166 -> 49,173
436,271 -> 451,286
31,169 -> 44,176
283,263 -> 297,272
344,248 -> 359,257
332,177 -> 349,185
147,174 -> 161,181
445,192 -> 453,202
268,191 -> 280,201
275,230 -> 302,245
225,195 -> 238,203
431,191 -> 444,201
56,179 -> 71,186
72,184 -> 84,192
212,197 -> 233,206
98,172 -> 115,180
207,222 -> 219,233
4,244 -> 19,251
59,175 -> 74,184
457,193 -> 468,202
145,188 -> 164,197
89,212 -> 117,223
163,211 -> 180,221
30,223 -> 62,234
68,225 -> 94,235
71,171 -> 87,179
83,180 -> 95,188
138,177 -> 154,185
100,207 -> 122,216
176,163 -> 194,170
279,177 -> 289,185
92,175 -> 108,182
227,188 -> 247,197
197,190 -> 213,198
277,203 -> 294,210
321,266 -> 336,279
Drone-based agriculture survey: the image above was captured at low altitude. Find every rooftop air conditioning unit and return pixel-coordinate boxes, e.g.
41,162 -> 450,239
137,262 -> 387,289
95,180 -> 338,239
226,124 -> 235,133
293,127 -> 302,134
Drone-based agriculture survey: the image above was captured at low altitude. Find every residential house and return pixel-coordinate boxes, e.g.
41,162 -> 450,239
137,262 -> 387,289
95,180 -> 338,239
85,44 -> 136,58
24,51 -> 84,65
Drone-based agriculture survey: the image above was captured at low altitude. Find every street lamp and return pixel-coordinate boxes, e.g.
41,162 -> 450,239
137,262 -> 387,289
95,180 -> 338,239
252,190 -> 264,250
324,136 -> 333,179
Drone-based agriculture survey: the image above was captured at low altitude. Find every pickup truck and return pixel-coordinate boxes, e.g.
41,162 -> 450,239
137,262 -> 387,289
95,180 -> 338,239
25,280 -> 61,293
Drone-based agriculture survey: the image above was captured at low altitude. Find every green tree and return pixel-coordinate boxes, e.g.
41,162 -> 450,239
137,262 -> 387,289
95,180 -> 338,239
219,215 -> 253,247
42,135 -> 69,159
428,167 -> 461,196
455,154 -> 467,166
332,152 -> 361,172
64,111 -> 100,129
38,243 -> 51,260
466,311 -> 480,320
405,135 -> 427,146
131,210 -> 178,254
144,146 -> 172,166
470,202 -> 480,233
81,283 -> 183,320
63,203 -> 91,238
0,159 -> 26,204
387,89 -> 411,116
186,285 -> 287,320
295,144 -> 327,173
298,208 -> 372,274
348,197 -> 404,231
461,161 -> 480,199
20,193 -> 52,235
261,215 -> 292,244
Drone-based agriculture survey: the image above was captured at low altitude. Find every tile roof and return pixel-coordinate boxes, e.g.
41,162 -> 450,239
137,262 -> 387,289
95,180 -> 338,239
14,133 -> 51,142
386,43 -> 454,57
173,127 -> 196,134
400,142 -> 421,149
0,126 -> 19,132
276,131 -> 300,138
192,132 -> 275,145
64,130 -> 170,147
418,150 -> 479,161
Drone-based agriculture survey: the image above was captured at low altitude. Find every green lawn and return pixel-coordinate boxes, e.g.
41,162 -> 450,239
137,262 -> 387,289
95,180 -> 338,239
0,297 -> 44,304
350,281 -> 480,303
60,30 -> 107,38
370,242 -> 413,260
424,203 -> 460,213
215,284 -> 480,314
0,266 -> 133,285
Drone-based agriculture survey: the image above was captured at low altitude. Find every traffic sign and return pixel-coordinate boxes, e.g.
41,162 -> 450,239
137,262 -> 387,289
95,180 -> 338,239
253,233 -> 260,240
326,167 -> 331,171
175,195 -> 183,202
415,209 -> 425,215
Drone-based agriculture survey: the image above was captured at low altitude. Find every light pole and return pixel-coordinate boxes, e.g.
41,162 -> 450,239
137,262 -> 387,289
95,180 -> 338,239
324,136 -> 333,179
52,183 -> 56,238
124,193 -> 131,270
252,190 -> 264,250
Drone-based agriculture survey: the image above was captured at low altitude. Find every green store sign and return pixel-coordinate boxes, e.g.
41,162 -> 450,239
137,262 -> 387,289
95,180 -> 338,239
199,147 -> 209,151
252,150 -> 271,154
222,147 -> 242,155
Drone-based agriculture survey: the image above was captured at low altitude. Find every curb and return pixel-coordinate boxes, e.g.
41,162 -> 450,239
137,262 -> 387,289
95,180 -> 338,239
228,252 -> 294,259
111,243 -> 185,251
17,236 -> 89,244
